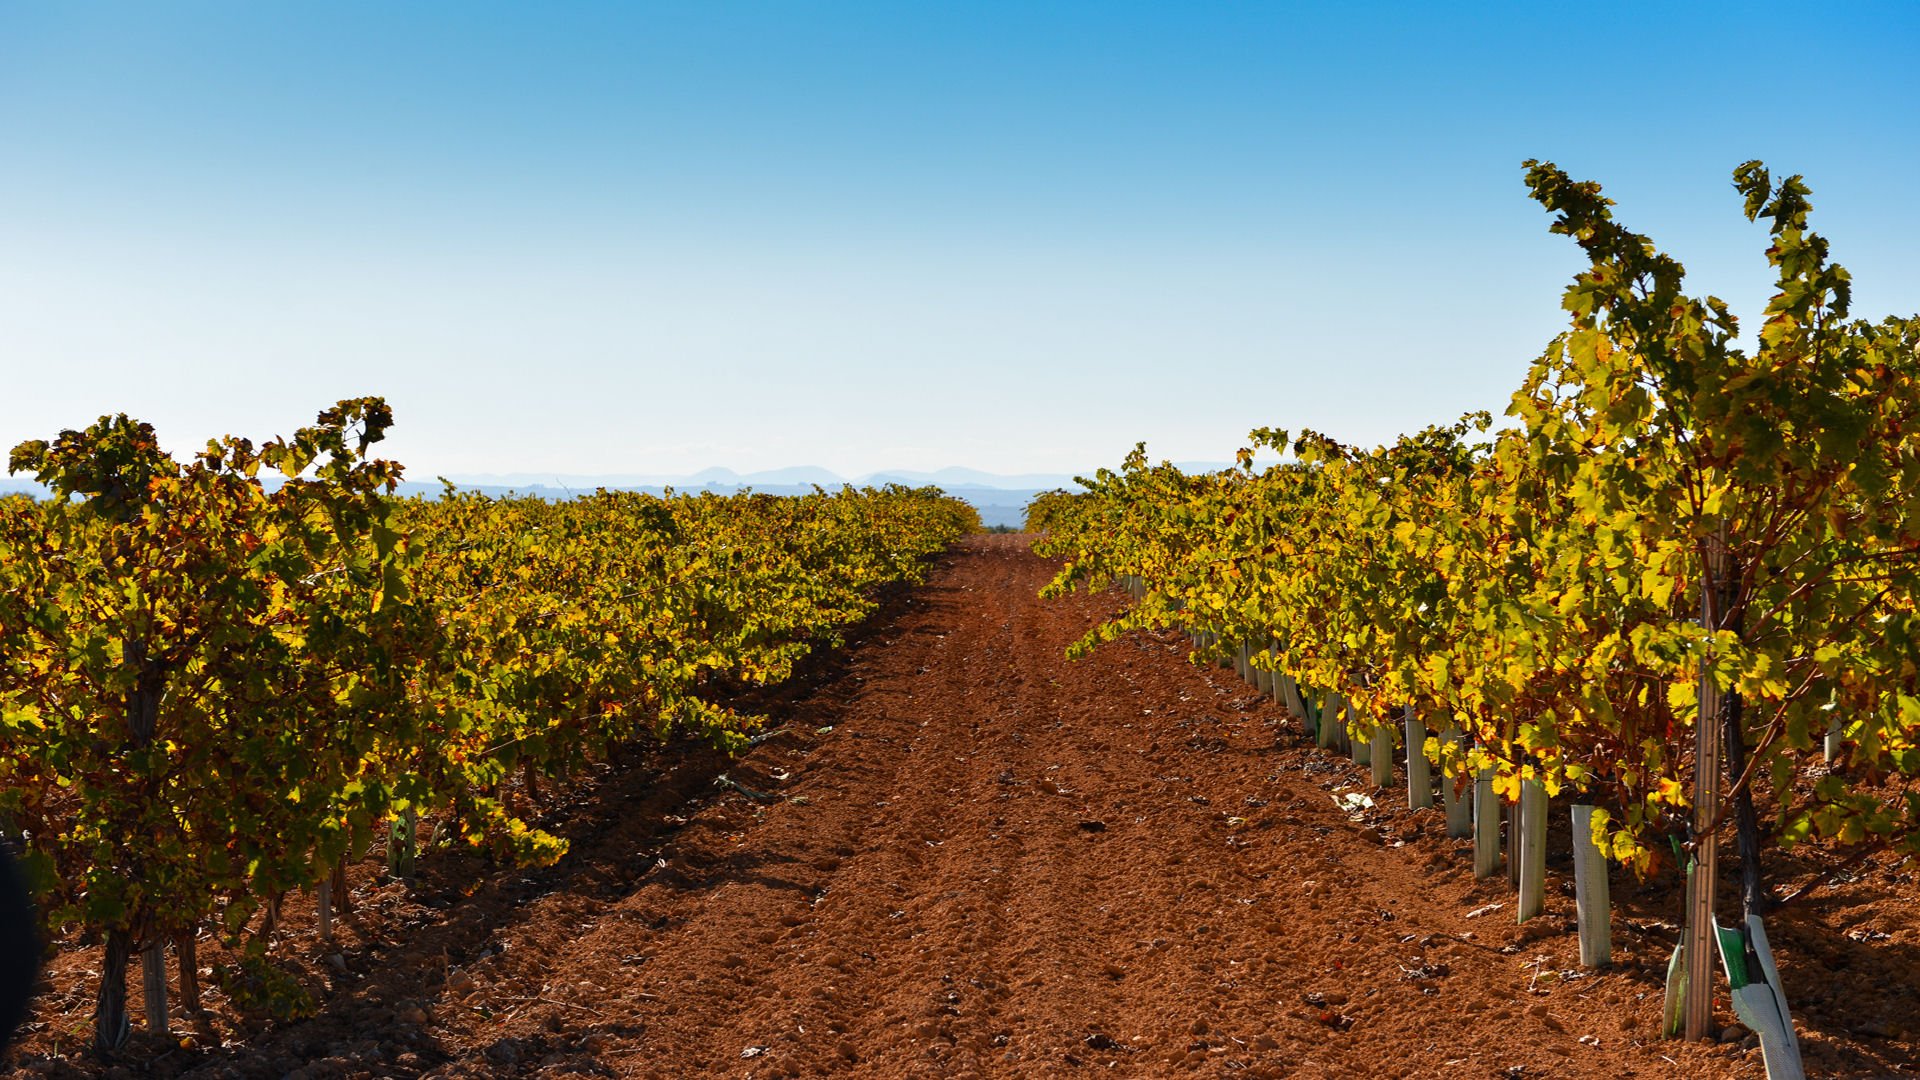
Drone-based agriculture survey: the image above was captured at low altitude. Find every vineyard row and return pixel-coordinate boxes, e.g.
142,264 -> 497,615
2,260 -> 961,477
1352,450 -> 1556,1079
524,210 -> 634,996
0,401 -> 977,1052
1024,160 -> 1920,1074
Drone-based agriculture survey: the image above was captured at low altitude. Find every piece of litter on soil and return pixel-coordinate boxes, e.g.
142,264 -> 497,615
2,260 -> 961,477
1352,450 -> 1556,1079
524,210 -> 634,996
1466,903 -> 1506,918
815,726 -> 834,734
1334,792 -> 1374,811
742,1046 -> 768,1058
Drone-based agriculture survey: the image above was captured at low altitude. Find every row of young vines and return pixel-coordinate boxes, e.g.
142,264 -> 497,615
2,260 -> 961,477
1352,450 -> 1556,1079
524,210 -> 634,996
1029,161 -> 1920,1065
0,403 -> 977,1052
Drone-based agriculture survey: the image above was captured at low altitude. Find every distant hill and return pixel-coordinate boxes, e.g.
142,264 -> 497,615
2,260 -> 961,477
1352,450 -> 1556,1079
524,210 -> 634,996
0,463 -> 1283,506
0,465 -> 1121,530
851,467 -> 1086,490
436,467 -> 1090,493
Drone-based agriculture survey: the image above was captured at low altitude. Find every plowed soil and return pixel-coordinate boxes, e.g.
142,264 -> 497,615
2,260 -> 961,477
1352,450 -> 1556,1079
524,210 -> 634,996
9,535 -> 1920,1080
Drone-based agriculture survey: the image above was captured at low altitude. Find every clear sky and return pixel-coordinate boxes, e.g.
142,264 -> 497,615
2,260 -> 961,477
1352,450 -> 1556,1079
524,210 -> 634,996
3,3 -> 1916,479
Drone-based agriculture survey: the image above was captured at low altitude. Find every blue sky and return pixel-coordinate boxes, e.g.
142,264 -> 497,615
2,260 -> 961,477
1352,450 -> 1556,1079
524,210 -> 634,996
3,2 -> 1916,479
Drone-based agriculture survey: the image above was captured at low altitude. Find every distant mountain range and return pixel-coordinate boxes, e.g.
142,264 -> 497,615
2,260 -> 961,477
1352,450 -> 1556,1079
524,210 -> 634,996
419,468 -> 1103,530
435,466 -> 1098,492
0,463 -> 1242,529
433,462 -> 1243,492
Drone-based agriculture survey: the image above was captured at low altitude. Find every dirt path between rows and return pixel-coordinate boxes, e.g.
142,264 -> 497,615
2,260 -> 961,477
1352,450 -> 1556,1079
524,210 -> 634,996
13,534 -> 1919,1080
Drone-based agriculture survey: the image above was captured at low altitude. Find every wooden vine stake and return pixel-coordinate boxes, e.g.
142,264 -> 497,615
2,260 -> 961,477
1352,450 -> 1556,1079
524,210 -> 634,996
175,930 -> 201,1017
1440,727 -> 1471,838
141,940 -> 168,1037
331,861 -> 352,916
317,865 -> 333,940
1505,797 -> 1522,889
1571,804 -> 1612,966
1683,537 -> 1726,1042
259,890 -> 284,941
1516,779 -> 1547,923
1405,706 -> 1432,810
1472,767 -> 1500,880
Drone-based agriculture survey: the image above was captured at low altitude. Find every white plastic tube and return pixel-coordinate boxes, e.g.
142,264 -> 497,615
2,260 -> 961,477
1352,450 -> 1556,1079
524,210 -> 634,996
1570,804 -> 1611,966
1473,768 -> 1500,880
1404,706 -> 1431,809
1440,727 -> 1470,838
1317,691 -> 1343,750
1517,779 -> 1547,922
1370,723 -> 1393,788
1282,673 -> 1307,722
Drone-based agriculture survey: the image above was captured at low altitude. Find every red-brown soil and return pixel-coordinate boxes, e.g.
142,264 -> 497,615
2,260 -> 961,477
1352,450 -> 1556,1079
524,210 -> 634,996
8,534 -> 1920,1079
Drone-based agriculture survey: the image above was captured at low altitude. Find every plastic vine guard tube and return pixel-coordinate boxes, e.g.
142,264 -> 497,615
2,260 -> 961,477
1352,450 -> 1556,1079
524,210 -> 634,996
1316,691 -> 1342,750
1472,769 -> 1500,880
1570,805 -> 1611,966
1440,728 -> 1471,838
1284,676 -> 1310,728
1517,779 -> 1547,922
1268,642 -> 1284,707
1370,724 -> 1393,788
1405,708 -> 1433,810
1715,915 -> 1805,1080
1663,940 -> 1688,1038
